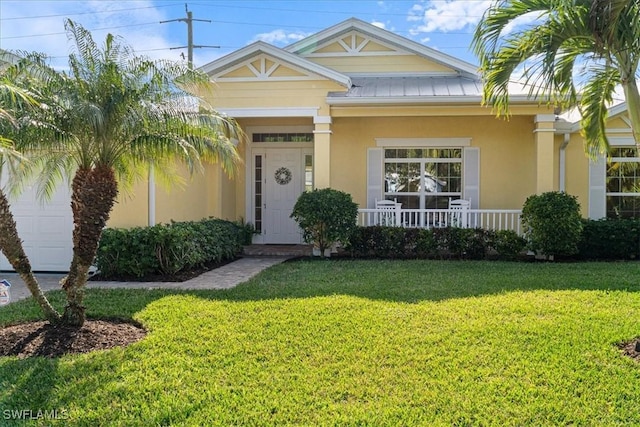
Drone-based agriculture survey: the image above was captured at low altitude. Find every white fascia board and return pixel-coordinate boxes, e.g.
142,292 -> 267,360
199,41 -> 351,88
569,101 -> 629,133
285,18 -> 480,78
215,107 -> 320,118
608,102 -> 629,119
376,137 -> 471,147
347,72 -> 461,78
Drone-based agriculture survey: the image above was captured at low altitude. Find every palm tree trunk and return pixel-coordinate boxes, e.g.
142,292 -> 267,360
61,166 -> 118,326
0,190 -> 60,323
60,167 -> 89,323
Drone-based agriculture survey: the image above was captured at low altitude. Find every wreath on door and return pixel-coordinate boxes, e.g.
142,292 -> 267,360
274,167 -> 292,185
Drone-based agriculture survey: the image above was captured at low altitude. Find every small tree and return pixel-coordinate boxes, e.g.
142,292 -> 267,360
291,188 -> 358,257
521,191 -> 583,259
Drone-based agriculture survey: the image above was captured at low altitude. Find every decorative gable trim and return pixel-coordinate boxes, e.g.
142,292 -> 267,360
199,41 -> 351,87
285,18 -> 479,78
213,53 -> 325,82
301,30 -> 411,58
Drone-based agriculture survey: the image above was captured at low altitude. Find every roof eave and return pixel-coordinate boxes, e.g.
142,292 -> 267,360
199,41 -> 352,88
285,17 -> 480,78
326,94 -> 540,106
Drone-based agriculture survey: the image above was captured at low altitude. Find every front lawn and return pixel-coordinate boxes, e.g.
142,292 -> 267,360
2,260 -> 640,425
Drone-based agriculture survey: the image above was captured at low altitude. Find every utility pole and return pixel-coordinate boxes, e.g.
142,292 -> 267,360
160,3 -> 219,68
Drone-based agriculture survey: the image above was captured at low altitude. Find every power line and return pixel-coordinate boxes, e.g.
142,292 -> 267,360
0,2 -> 181,21
1,22 -> 160,40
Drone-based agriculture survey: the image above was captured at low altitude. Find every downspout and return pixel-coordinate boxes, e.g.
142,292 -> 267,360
559,133 -> 570,192
148,165 -> 156,226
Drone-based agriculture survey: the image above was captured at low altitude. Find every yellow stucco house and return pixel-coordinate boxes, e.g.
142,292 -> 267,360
107,17 -> 638,241
3,18 -> 637,270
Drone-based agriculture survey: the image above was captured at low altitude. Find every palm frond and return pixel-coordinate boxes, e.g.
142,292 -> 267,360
578,65 -> 620,158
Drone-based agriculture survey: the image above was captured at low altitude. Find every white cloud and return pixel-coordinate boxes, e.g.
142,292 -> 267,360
249,30 -> 309,46
502,11 -> 546,35
371,21 -> 386,30
0,1 -> 176,68
408,0 -> 492,34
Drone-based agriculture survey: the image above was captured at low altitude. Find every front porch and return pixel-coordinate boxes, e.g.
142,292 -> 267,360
358,207 -> 523,235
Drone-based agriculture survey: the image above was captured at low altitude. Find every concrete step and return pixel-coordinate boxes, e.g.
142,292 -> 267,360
243,244 -> 313,257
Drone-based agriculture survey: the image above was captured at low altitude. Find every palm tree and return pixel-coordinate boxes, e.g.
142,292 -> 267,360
472,0 -> 640,156
16,20 -> 241,326
0,54 -> 61,323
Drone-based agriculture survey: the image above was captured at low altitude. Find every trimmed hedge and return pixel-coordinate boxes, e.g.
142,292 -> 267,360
578,218 -> 640,260
347,219 -> 640,261
346,226 -> 526,260
95,218 -> 245,278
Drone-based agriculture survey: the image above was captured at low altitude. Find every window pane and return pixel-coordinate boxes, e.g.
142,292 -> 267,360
252,133 -> 313,143
384,148 -> 462,204
606,153 -> 640,218
424,163 -> 444,193
610,147 -> 638,158
424,196 -> 450,209
305,154 -> 313,192
393,195 -> 420,209
407,149 -> 423,158
607,195 -> 640,218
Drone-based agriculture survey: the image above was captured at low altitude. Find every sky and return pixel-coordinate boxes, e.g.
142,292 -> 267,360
0,0 -> 494,70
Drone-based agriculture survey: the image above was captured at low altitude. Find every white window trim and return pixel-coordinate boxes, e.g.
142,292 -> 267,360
602,144 -> 640,218
383,149 -> 463,210
376,138 -> 471,147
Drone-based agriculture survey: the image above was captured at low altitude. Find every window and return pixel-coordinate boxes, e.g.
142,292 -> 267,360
384,148 -> 462,209
254,155 -> 263,232
606,147 -> 640,218
252,133 -> 313,143
304,154 -> 313,191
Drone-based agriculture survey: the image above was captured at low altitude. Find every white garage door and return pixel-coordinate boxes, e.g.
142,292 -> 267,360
0,173 -> 73,272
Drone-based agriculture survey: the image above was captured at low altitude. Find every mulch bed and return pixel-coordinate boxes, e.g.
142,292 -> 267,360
0,258 -> 243,358
619,338 -> 640,361
0,319 -> 146,358
89,257 -> 239,282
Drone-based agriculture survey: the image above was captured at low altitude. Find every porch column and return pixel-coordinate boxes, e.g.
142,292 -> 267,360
314,116 -> 332,189
534,114 -> 556,194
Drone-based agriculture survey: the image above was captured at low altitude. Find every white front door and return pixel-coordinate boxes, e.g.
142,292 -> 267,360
263,148 -> 304,244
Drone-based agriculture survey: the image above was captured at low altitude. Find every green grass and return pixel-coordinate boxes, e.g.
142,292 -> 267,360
2,260 -> 640,426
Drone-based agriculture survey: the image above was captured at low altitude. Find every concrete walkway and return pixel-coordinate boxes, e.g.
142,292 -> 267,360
1,256 -> 290,304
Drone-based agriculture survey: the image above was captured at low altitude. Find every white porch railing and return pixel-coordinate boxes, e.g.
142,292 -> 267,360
358,208 -> 523,235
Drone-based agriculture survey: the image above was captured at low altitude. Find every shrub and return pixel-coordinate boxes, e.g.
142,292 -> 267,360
432,227 -> 492,260
521,192 -> 582,259
291,188 -> 358,257
234,218 -> 259,245
346,226 -> 435,258
345,226 -> 525,260
95,218 -> 244,278
490,230 -> 527,260
578,218 -> 640,260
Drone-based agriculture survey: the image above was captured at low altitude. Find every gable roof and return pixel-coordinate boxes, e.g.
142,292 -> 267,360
199,41 -> 352,88
285,18 -> 479,79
